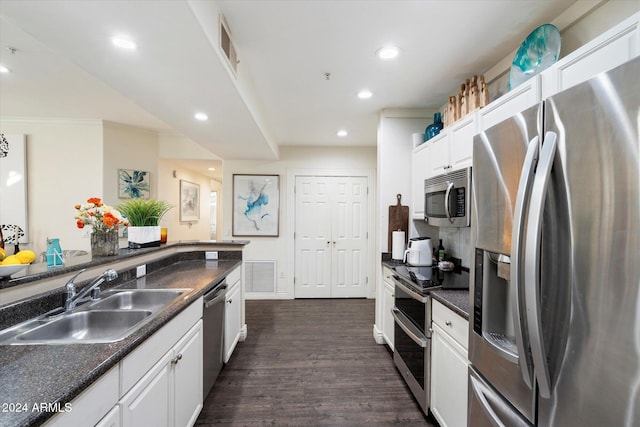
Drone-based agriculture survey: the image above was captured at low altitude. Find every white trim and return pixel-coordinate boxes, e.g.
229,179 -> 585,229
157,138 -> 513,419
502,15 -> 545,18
373,325 -> 385,345
286,168 -> 376,299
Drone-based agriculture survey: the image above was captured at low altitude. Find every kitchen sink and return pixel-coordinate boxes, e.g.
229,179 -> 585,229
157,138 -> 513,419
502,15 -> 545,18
88,289 -> 186,311
0,288 -> 191,345
15,310 -> 152,344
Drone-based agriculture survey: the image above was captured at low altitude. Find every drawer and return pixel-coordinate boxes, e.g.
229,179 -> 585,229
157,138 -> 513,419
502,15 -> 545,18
382,266 -> 394,285
226,266 -> 241,286
432,299 -> 468,350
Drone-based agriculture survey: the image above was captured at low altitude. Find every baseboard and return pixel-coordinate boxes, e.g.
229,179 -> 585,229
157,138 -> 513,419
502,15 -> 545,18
239,324 -> 248,342
372,324 -> 385,345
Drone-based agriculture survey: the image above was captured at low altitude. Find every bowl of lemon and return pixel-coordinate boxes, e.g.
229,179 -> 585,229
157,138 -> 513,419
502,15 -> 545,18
0,248 -> 36,278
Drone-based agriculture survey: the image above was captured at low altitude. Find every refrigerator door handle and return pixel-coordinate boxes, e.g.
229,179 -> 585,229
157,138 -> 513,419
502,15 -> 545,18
510,135 -> 539,389
524,131 -> 558,399
444,182 -> 455,223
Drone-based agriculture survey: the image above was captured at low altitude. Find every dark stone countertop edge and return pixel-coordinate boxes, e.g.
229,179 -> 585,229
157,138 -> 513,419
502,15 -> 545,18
0,240 -> 249,290
0,257 -> 241,427
381,259 -> 470,319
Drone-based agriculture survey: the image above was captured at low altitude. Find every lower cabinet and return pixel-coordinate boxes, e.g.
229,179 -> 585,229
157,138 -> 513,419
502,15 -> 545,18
224,266 -> 242,363
430,299 -> 469,427
43,297 -> 204,427
381,266 -> 395,349
120,320 -> 203,427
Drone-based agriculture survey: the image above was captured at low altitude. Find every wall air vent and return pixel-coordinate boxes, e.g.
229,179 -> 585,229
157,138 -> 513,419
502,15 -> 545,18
219,14 -> 237,76
245,261 -> 276,295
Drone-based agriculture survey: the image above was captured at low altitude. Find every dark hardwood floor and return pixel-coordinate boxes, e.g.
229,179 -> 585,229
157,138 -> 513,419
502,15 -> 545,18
196,299 -> 435,426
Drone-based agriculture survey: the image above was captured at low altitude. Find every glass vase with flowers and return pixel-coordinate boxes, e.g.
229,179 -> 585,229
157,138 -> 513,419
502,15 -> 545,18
74,197 -> 128,256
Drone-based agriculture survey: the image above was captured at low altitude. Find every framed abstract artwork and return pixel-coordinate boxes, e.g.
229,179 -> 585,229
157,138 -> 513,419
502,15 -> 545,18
118,169 -> 150,199
232,174 -> 279,237
180,180 -> 200,222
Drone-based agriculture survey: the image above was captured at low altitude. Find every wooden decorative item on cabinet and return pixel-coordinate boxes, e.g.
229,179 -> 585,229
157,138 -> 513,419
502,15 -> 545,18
468,75 -> 480,112
479,75 -> 489,107
459,83 -> 468,117
445,96 -> 457,128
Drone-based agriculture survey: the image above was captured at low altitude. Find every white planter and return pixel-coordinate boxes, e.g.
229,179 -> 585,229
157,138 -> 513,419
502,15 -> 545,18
127,226 -> 161,248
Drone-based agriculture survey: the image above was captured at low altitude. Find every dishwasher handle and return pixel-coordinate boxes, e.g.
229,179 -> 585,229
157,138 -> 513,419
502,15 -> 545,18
204,282 -> 227,308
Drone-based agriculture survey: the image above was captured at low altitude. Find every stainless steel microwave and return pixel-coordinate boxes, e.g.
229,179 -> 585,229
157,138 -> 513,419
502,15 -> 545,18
424,167 -> 471,227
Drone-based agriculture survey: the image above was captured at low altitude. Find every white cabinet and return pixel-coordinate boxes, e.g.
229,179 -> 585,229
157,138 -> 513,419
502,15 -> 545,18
411,143 -> 429,219
430,299 -> 469,427
478,76 -> 540,132
426,132 -> 450,177
224,266 -> 242,363
448,114 -> 476,171
381,266 -> 395,349
173,321 -> 204,427
120,351 -> 173,427
43,366 -> 120,427
542,12 -> 640,99
425,114 -> 476,179
120,320 -> 203,427
95,406 -> 120,427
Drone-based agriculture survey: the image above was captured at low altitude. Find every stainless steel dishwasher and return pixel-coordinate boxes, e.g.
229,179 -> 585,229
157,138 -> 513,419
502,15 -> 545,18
202,280 -> 226,398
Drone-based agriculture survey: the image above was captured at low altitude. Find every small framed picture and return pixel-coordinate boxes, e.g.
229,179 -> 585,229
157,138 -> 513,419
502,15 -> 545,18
180,180 -> 200,222
233,174 -> 279,237
118,169 -> 150,199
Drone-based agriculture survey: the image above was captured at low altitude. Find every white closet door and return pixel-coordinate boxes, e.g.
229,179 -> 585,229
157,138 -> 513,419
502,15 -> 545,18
294,176 -> 333,298
295,176 -> 368,298
331,177 -> 367,298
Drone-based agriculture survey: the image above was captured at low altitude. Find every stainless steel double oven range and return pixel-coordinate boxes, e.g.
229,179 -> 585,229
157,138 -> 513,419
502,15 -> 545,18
390,265 -> 440,415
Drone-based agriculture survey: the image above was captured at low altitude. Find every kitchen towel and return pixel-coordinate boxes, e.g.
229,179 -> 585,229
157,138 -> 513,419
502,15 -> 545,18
392,230 -> 406,260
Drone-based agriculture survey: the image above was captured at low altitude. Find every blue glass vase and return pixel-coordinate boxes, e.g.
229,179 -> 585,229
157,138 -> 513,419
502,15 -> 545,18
46,238 -> 64,267
425,112 -> 444,141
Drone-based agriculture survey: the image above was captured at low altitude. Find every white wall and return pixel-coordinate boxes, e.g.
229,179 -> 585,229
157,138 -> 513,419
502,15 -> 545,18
223,145 -> 376,299
103,121 -> 159,205
157,159 -> 212,242
0,118 -> 215,256
0,118 -> 103,256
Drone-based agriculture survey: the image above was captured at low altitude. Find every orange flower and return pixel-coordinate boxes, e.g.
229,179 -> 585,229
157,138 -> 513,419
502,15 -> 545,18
103,212 -> 118,228
87,197 -> 102,206
74,204 -> 81,209
76,220 -> 85,229
88,211 -> 95,216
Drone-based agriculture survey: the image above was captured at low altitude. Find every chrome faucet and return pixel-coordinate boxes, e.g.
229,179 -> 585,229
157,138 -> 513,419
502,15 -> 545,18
64,268 -> 118,311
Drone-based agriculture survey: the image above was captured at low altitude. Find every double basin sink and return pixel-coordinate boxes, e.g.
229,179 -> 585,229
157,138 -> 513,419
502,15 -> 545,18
0,288 -> 190,345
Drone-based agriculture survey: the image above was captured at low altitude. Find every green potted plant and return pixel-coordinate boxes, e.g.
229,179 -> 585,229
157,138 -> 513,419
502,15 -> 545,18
117,199 -> 173,248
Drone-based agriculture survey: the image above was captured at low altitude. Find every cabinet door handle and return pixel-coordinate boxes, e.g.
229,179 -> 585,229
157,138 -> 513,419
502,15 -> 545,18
227,299 -> 232,304
445,321 -> 452,326
171,354 -> 183,365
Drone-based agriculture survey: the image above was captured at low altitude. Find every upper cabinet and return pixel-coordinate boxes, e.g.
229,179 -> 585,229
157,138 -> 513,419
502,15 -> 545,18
411,142 -> 430,220
427,114 -> 476,178
542,12 -> 640,99
478,76 -> 541,132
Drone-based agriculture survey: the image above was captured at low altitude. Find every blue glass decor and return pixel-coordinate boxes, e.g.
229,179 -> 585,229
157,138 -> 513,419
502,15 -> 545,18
46,237 -> 64,267
509,24 -> 561,90
425,112 -> 444,142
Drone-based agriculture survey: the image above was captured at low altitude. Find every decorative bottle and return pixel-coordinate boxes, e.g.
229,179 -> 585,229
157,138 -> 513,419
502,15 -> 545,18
425,112 -> 444,141
437,239 -> 445,262
46,238 -> 64,267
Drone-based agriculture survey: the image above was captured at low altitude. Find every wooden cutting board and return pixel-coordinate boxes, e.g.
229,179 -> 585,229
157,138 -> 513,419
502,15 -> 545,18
388,194 -> 409,252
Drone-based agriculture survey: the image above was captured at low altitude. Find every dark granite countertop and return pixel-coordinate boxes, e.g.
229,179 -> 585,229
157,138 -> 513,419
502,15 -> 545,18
382,259 -> 470,320
0,240 -> 249,290
0,257 -> 241,427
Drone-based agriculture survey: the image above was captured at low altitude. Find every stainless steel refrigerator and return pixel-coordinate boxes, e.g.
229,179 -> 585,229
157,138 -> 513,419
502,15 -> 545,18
469,55 -> 640,426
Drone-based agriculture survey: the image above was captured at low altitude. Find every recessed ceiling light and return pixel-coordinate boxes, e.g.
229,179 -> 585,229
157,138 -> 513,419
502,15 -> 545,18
195,112 -> 208,121
337,130 -> 348,137
0,65 -> 10,73
376,46 -> 400,60
207,167 -> 216,171
357,89 -> 373,99
112,35 -> 137,50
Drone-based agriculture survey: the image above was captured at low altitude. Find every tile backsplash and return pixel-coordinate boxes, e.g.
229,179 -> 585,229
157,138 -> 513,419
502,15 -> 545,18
438,227 -> 471,268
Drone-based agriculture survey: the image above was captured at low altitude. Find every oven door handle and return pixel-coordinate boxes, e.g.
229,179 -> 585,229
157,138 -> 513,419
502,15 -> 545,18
444,182 -> 455,223
392,308 -> 427,348
392,276 -> 428,303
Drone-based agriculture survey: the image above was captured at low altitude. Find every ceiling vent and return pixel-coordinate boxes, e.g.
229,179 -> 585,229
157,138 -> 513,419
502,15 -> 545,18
219,15 -> 237,76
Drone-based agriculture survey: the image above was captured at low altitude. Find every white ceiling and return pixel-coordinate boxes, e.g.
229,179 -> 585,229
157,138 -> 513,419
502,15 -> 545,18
0,0 -> 578,169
